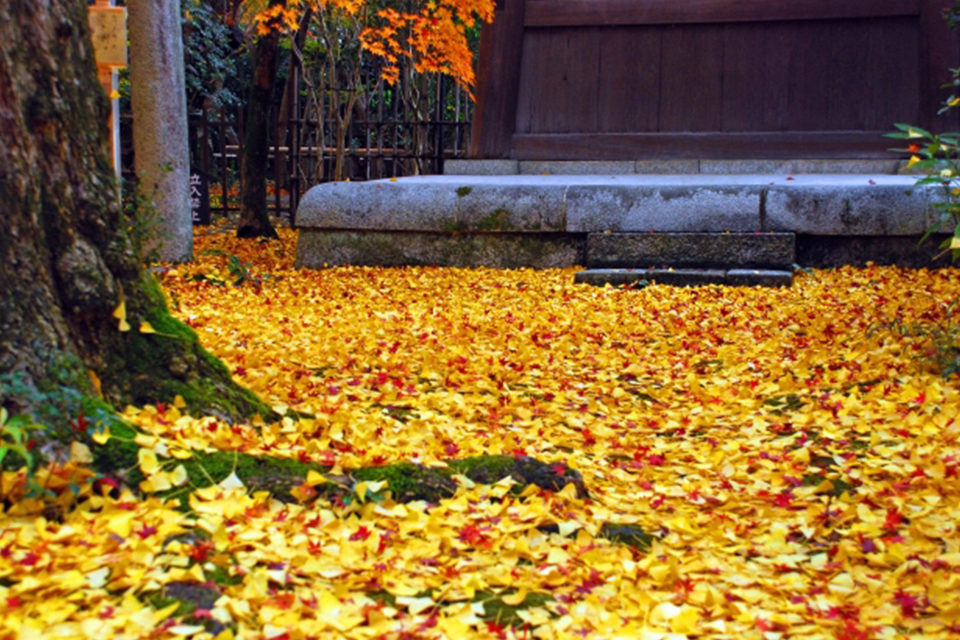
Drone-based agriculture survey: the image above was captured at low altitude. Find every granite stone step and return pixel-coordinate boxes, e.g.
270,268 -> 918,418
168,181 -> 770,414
574,268 -> 793,288
586,232 -> 795,269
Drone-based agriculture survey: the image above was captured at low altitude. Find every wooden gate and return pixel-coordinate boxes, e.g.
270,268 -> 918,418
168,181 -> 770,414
470,0 -> 960,160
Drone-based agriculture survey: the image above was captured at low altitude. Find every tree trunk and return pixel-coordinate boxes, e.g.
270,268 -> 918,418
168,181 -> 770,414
237,4 -> 281,239
128,0 -> 193,262
0,1 -> 269,435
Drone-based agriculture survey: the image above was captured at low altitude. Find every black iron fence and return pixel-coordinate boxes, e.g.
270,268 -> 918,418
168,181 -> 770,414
186,66 -> 473,224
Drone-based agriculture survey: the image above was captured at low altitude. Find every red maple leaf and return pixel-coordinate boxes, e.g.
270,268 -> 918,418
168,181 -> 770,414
576,569 -> 605,595
773,492 -> 795,508
418,613 -> 439,630
894,590 -> 921,618
189,539 -> 215,563
70,410 -> 91,435
755,617 -> 774,631
884,508 -> 906,532
458,524 -> 490,547
674,576 -> 695,600
135,524 -> 158,540
274,592 -> 296,609
837,620 -> 872,640
350,526 -> 372,542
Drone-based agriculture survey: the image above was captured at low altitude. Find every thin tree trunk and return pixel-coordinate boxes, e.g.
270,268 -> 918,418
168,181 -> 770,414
128,0 -> 193,262
0,0 -> 269,436
237,1 -> 282,239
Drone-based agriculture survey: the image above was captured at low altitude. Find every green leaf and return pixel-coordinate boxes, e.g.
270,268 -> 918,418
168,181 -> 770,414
6,445 -> 32,468
893,123 -> 933,138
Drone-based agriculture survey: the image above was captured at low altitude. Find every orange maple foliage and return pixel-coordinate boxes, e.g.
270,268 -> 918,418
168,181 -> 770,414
253,2 -> 300,33
255,0 -> 494,90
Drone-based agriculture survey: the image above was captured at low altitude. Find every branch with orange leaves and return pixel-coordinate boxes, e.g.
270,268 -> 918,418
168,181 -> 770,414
253,0 -> 495,93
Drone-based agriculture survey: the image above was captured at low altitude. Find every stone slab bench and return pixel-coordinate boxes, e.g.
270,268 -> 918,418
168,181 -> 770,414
295,174 -> 943,270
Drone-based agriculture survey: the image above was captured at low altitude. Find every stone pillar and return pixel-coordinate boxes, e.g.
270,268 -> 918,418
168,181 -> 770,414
128,0 -> 192,262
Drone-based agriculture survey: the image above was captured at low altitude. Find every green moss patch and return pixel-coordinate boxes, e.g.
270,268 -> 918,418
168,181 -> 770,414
450,455 -> 588,499
478,589 -> 554,628
102,273 -> 275,423
363,588 -> 554,628
144,582 -> 228,635
447,454 -> 516,480
598,523 -> 654,551
353,463 -> 458,503
171,450 -> 329,503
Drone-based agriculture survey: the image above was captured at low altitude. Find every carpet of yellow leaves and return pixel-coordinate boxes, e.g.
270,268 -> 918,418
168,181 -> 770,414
3,227 -> 960,639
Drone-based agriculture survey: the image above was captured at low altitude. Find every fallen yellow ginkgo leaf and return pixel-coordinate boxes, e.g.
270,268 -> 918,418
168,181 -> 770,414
354,480 -> 386,502
306,470 -> 327,485
69,441 -> 93,464
113,300 -> 130,332
219,471 -> 245,490
500,588 -> 528,606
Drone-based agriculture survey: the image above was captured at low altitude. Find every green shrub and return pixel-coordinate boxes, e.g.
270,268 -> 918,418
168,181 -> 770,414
887,123 -> 960,261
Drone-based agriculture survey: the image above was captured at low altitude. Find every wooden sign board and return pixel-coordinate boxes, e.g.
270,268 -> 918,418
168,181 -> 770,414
190,170 -> 211,226
88,6 -> 127,68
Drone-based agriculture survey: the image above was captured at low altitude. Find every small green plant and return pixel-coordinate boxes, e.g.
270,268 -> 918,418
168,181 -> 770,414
886,123 -> 960,261
868,301 -> 960,378
225,254 -> 253,286
885,8 -> 960,374
887,7 -> 960,261
191,250 -> 272,288
927,309 -> 960,377
0,408 -> 41,471
121,177 -> 163,266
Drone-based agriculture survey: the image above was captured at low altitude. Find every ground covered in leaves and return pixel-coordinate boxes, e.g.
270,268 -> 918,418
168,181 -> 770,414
3,226 -> 960,639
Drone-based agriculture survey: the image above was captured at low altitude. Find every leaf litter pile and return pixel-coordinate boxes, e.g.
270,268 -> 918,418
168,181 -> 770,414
4,227 -> 960,639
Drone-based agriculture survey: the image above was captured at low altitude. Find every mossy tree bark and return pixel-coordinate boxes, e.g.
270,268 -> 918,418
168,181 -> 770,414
237,0 -> 281,240
0,1 -> 270,430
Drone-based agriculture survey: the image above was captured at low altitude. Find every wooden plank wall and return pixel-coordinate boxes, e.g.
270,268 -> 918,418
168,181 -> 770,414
470,0 -> 958,159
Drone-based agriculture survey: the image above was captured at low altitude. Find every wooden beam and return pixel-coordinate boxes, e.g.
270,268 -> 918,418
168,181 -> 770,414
511,132 -> 901,159
525,0 -> 921,28
469,0 -> 527,158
